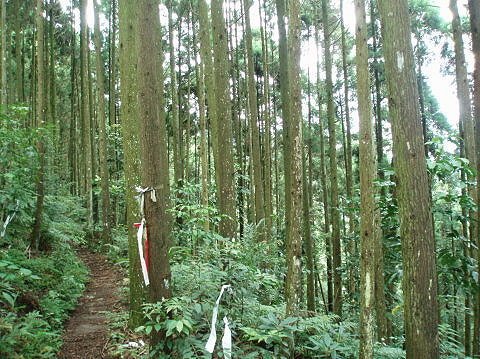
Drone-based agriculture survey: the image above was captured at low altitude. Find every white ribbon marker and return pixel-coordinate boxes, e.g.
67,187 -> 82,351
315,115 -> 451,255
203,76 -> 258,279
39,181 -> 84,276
205,285 -> 232,355
1,200 -> 19,239
222,316 -> 232,359
135,187 -> 157,287
136,218 -> 149,286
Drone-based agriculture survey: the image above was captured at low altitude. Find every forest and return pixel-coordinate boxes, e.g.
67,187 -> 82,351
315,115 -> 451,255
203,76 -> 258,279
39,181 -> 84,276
0,0 -> 479,358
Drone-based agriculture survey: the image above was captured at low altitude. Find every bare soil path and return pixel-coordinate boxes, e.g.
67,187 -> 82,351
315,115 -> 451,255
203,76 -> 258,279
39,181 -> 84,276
58,249 -> 123,358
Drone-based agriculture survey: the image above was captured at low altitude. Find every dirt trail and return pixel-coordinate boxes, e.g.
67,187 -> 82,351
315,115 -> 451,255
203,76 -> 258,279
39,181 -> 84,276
58,249 -> 123,359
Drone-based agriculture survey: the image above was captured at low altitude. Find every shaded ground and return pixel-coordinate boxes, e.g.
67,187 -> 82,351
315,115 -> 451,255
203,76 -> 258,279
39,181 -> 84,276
58,249 -> 123,359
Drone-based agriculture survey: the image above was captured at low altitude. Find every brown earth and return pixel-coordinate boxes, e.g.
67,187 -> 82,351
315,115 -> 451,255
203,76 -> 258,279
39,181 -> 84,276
58,249 -> 123,359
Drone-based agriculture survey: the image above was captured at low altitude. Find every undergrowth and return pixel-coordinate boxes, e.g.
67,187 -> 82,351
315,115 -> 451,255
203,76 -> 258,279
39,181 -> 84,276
0,194 -> 89,358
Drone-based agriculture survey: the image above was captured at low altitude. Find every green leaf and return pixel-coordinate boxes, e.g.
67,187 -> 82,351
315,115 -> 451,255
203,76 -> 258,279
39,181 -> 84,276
2,291 -> 15,307
176,320 -> 184,333
19,268 -> 32,276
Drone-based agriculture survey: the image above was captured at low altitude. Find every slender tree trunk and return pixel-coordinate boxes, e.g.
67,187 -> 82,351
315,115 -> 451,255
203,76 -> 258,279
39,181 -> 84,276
69,2 -> 76,195
30,0 -> 47,251
378,1 -> 439,357
109,0 -> 117,224
468,0 -> 480,356
340,0 -> 355,299
93,0 -> 112,242
275,0 -> 291,245
48,0 -> 55,130
196,49 -> 209,231
243,0 -> 265,234
450,1 -> 474,352
315,23 -> 332,313
211,0 -> 237,239
198,0 -> 220,205
356,0 -> 377,355
168,2 -> 183,193
304,69 -> 315,312
259,2 -> 273,238
14,2 -> 24,103
80,0 -> 93,227
323,0 -> 342,316
118,0 -> 143,327
136,0 -> 172,347
280,0 -> 303,316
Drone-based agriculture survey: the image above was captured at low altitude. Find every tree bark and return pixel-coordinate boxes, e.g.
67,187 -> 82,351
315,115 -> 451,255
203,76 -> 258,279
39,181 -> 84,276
468,0 -> 480,356
378,1 -> 439,357
93,0 -> 112,242
80,0 -> 93,227
118,0 -> 143,327
30,0 -> 47,251
323,0 -> 342,316
243,0 -> 265,234
356,0 -> 382,355
450,1 -> 474,353
211,0 -> 237,239
136,0 -> 173,346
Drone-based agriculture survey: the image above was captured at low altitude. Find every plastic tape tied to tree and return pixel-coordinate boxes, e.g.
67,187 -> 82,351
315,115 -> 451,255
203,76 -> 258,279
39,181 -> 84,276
205,284 -> 232,358
135,219 -> 149,286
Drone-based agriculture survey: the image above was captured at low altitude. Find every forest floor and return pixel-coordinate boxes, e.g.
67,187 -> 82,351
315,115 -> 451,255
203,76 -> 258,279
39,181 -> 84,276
58,249 -> 124,359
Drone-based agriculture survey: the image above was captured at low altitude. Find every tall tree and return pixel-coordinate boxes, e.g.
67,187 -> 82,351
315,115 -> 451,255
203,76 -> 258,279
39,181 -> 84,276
93,0 -> 112,242
340,0 -> 355,298
211,0 -> 237,239
80,0 -> 93,227
468,0 -> 480,355
136,0 -> 173,346
315,22 -> 333,312
274,0 -> 303,315
243,0 -> 265,233
356,0 -> 379,355
450,0 -> 474,354
322,0 -> 342,316
118,0 -> 143,327
168,1 -> 183,193
14,1 -> 24,103
285,0 -> 303,316
378,1 -> 439,357
30,0 -> 47,250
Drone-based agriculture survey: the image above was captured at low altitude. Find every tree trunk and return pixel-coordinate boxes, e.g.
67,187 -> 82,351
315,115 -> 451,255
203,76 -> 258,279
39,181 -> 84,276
468,0 -> 480,356
355,0 -> 383,355
341,0 -> 355,299
211,0 -> 237,239
93,0 -> 112,242
304,69 -> 315,312
450,1 -> 474,353
136,0 -> 173,346
280,0 -> 303,316
118,0 -> 143,327
323,0 -> 342,316
315,23 -> 332,313
14,1 -> 24,103
378,1 -> 439,357
30,0 -> 47,251
80,0 -> 93,227
243,0 -> 265,235
168,1 -> 183,193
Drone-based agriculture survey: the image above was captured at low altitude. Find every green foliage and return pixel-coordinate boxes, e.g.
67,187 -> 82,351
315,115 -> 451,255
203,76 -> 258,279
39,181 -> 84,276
0,245 -> 88,358
136,297 -> 205,358
0,112 -> 38,242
